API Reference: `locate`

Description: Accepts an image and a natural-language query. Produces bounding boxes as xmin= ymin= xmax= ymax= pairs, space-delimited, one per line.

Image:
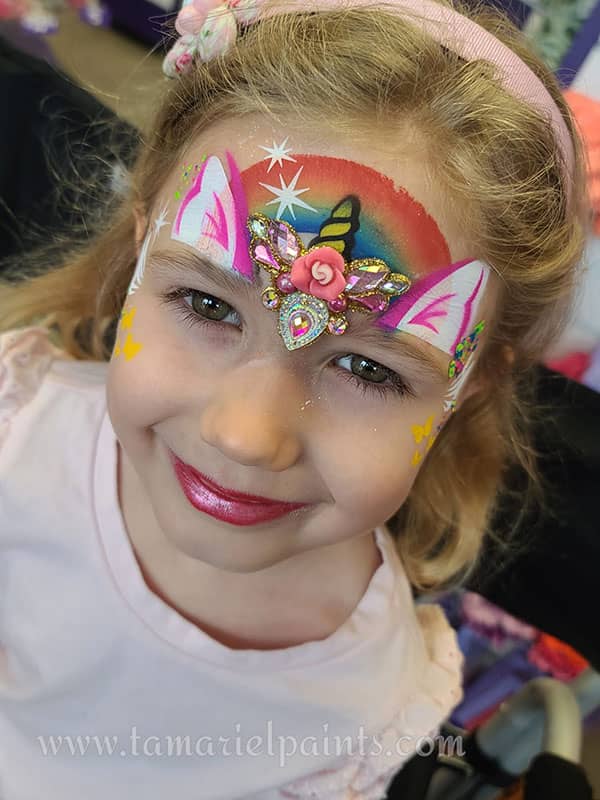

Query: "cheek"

xmin=105 ymin=297 xmax=192 ymax=434
xmin=319 ymin=400 xmax=447 ymax=521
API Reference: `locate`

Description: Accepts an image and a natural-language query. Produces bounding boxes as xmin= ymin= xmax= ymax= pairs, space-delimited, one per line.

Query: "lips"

xmin=169 ymin=451 xmax=306 ymax=526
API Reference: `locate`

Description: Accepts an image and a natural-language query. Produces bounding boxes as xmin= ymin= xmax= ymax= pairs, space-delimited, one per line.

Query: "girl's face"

xmin=106 ymin=116 xmax=496 ymax=572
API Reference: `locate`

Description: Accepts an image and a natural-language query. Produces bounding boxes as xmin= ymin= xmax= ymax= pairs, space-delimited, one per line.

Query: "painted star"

xmin=259 ymin=137 xmax=297 ymax=172
xmin=153 ymin=204 xmax=169 ymax=237
xmin=259 ymin=167 xmax=317 ymax=220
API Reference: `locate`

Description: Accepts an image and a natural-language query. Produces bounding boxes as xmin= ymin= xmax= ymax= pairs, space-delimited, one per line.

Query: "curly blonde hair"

xmin=0 ymin=0 xmax=591 ymax=589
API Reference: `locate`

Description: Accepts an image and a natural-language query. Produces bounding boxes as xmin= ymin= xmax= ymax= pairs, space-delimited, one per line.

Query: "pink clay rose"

xmin=290 ymin=247 xmax=347 ymax=302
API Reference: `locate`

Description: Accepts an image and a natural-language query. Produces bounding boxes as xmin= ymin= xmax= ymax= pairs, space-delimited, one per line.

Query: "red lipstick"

xmin=169 ymin=451 xmax=306 ymax=526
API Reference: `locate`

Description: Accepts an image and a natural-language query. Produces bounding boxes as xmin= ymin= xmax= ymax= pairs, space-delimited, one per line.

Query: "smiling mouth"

xmin=168 ymin=450 xmax=307 ymax=526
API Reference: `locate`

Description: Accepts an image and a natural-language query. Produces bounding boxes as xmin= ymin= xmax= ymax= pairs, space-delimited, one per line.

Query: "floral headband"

xmin=163 ymin=0 xmax=574 ymax=191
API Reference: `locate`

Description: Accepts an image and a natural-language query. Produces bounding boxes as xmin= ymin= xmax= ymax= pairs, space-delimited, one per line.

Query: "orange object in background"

xmin=528 ymin=632 xmax=590 ymax=681
xmin=499 ymin=781 xmax=524 ymax=799
xmin=564 ymin=89 xmax=600 ymax=234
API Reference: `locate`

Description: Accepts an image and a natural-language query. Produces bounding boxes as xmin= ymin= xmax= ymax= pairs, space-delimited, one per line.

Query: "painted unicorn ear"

xmin=171 ymin=152 xmax=253 ymax=279
xmin=377 ymin=259 xmax=490 ymax=355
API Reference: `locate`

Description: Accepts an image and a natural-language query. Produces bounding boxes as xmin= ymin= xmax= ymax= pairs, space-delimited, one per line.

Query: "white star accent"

xmin=127 ymin=204 xmax=169 ymax=296
xmin=259 ymin=167 xmax=317 ymax=220
xmin=259 ymin=137 xmax=297 ymax=172
xmin=153 ymin=204 xmax=169 ymax=237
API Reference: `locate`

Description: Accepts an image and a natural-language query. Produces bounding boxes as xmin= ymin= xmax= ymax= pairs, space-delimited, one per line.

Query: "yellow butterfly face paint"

xmin=410 ymin=414 xmax=437 ymax=466
xmin=112 ymin=306 xmax=143 ymax=362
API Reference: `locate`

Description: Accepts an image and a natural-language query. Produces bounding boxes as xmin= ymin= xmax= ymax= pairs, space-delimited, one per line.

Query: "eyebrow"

xmin=345 ymin=315 xmax=450 ymax=381
xmin=148 ymin=246 xmax=449 ymax=380
xmin=148 ymin=247 xmax=258 ymax=304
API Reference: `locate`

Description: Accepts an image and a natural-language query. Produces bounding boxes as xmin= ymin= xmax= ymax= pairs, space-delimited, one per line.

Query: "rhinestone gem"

xmin=328 ymin=296 xmax=348 ymax=313
xmin=291 ymin=312 xmax=311 ymax=338
xmin=261 ymin=287 xmax=280 ymax=310
xmin=327 ymin=317 xmax=348 ymax=336
xmin=381 ymin=275 xmax=411 ymax=295
xmin=251 ymin=242 xmax=281 ymax=270
xmin=354 ymin=294 xmax=388 ymax=313
xmin=345 ymin=262 xmax=389 ymax=295
xmin=269 ymin=221 xmax=301 ymax=264
xmin=249 ymin=216 xmax=269 ymax=238
xmin=276 ymin=274 xmax=295 ymax=294
xmin=278 ymin=293 xmax=329 ymax=351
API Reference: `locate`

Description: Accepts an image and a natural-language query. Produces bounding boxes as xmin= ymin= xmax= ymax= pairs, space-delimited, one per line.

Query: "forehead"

xmin=145 ymin=116 xmax=495 ymax=360
xmin=157 ymin=116 xmax=473 ymax=272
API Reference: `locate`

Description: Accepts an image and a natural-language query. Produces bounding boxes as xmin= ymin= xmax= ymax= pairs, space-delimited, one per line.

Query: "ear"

xmin=133 ymin=204 xmax=148 ymax=258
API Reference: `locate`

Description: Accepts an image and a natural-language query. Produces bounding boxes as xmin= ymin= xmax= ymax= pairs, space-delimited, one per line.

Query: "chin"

xmin=156 ymin=514 xmax=292 ymax=573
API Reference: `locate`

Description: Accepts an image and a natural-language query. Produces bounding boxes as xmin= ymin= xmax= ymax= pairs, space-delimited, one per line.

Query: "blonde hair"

xmin=0 ymin=0 xmax=590 ymax=589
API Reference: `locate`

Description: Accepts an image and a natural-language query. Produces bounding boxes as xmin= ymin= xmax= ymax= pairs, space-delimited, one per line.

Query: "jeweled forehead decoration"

xmin=247 ymin=213 xmax=411 ymax=351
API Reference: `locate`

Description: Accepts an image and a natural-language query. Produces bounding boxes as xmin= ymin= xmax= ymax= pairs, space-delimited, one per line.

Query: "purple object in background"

xmin=79 ymin=2 xmax=112 ymax=27
xmin=101 ymin=0 xmax=178 ymax=45
xmin=450 ymin=645 xmax=545 ymax=728
xmin=0 ymin=19 xmax=56 ymax=60
xmin=431 ymin=592 xmax=464 ymax=629
xmin=462 ymin=591 xmax=538 ymax=645
xmin=557 ymin=0 xmax=600 ymax=87
xmin=457 ymin=627 xmax=502 ymax=684
xmin=20 ymin=9 xmax=59 ymax=35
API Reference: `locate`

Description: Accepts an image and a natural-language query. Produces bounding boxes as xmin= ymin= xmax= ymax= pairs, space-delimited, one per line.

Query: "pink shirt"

xmin=0 ymin=327 xmax=463 ymax=800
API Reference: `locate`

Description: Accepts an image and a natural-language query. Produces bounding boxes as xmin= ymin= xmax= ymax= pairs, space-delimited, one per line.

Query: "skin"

xmin=106 ymin=116 xmax=497 ymax=649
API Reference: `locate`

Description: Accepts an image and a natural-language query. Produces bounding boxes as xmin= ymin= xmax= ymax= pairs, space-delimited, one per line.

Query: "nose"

xmin=199 ymin=360 xmax=304 ymax=472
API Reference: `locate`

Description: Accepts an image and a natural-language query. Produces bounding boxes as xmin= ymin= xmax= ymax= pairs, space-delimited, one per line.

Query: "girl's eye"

xmin=159 ymin=287 xmax=241 ymax=329
xmin=334 ymin=354 xmax=414 ymax=399
xmin=190 ymin=291 xmax=237 ymax=323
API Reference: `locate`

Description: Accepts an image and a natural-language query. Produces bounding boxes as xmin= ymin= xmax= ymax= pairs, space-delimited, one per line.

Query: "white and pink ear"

xmin=378 ymin=259 xmax=490 ymax=355
xmin=171 ymin=152 xmax=253 ymax=279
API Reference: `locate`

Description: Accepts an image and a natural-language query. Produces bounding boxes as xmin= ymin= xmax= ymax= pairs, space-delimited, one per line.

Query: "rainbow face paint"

xmin=167 ymin=144 xmax=492 ymax=359
xmin=241 ymin=153 xmax=451 ymax=276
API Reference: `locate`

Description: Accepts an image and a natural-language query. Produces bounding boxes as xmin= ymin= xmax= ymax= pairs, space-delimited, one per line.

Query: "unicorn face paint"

xmin=240 ymin=150 xmax=491 ymax=355
xmin=107 ymin=116 xmax=492 ymax=582
xmin=132 ymin=125 xmax=493 ymax=368
xmin=378 ymin=260 xmax=490 ymax=356
xmin=171 ymin=151 xmax=254 ymax=279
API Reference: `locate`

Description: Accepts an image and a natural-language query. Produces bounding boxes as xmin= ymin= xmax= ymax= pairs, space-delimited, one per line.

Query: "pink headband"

xmin=164 ymin=0 xmax=574 ymax=193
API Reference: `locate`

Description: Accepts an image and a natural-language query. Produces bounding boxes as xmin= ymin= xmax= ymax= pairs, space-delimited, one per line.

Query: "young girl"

xmin=0 ymin=0 xmax=590 ymax=797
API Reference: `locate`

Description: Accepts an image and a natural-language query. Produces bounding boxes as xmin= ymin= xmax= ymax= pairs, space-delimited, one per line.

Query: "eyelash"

xmin=158 ymin=287 xmax=415 ymax=400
